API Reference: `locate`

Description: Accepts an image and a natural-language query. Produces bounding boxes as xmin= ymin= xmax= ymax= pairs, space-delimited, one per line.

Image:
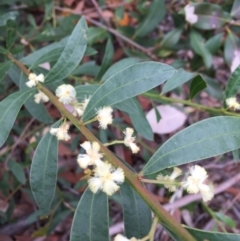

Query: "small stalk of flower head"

xmin=141 ymin=178 xmax=182 ymax=187
xmin=141 ymin=167 xmax=182 ymax=191
xmin=104 ymin=128 xmax=140 ymax=154
xmin=82 ymin=117 xmax=98 ymax=125
xmin=104 ymin=140 xmax=125 ymax=146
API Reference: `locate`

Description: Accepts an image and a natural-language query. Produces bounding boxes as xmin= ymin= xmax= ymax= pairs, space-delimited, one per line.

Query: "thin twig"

xmin=4 ymin=118 xmax=35 ymax=168
xmin=54 ymin=6 xmax=158 ymax=60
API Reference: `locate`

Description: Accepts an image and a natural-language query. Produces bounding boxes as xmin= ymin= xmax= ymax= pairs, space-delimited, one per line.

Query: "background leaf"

xmin=30 ymin=120 xmax=60 ymax=215
xmin=162 ymin=69 xmax=196 ymax=94
xmin=190 ymin=31 xmax=212 ymax=68
xmin=95 ymin=38 xmax=114 ymax=81
xmin=224 ymin=65 xmax=240 ymax=99
xmin=6 ymin=19 xmax=16 ymax=50
xmin=0 ymin=61 xmax=12 ymax=83
xmin=193 ymin=3 xmax=225 ymax=30
xmin=82 ymin=62 xmax=175 ymax=121
xmin=224 ymin=32 xmax=240 ymax=66
xmin=189 ymin=75 xmax=207 ymax=99
xmin=142 ymin=116 xmax=240 ymax=175
xmin=231 ymin=0 xmax=240 ymax=19
xmin=45 ymin=17 xmax=88 ymax=83
xmin=134 ymin=0 xmax=166 ymax=37
xmin=160 ymin=28 xmax=183 ymax=49
xmin=0 ymin=89 xmax=33 ymax=147
xmin=70 ymin=188 xmax=109 ymax=241
xmin=8 ymin=159 xmax=26 ymax=184
xmin=0 ymin=11 xmax=18 ymax=26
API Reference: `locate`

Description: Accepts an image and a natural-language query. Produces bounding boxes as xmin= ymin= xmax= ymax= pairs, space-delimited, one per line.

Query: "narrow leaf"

xmin=0 ymin=11 xmax=18 ymax=26
xmin=224 ymin=32 xmax=240 ymax=66
xmin=134 ymin=0 xmax=166 ymax=37
xmin=45 ymin=17 xmax=87 ymax=83
xmin=231 ymin=0 xmax=240 ymax=18
xmin=205 ymin=33 xmax=223 ymax=54
xmin=96 ymin=38 xmax=114 ymax=81
xmin=142 ymin=116 xmax=240 ymax=175
xmin=70 ymin=188 xmax=109 ymax=241
xmin=161 ymin=28 xmax=182 ymax=49
xmin=224 ymin=65 xmax=240 ymax=99
xmin=165 ymin=225 xmax=240 ymax=241
xmin=0 ymin=61 xmax=12 ymax=83
xmin=189 ymin=75 xmax=207 ymax=99
xmin=0 ymin=89 xmax=33 ymax=147
xmin=8 ymin=159 xmax=26 ymax=184
xmin=30 ymin=120 xmax=60 ymax=215
xmin=190 ymin=31 xmax=212 ymax=68
xmin=82 ymin=62 xmax=175 ymax=121
xmin=120 ymin=181 xmax=151 ymax=239
xmin=187 ymin=227 xmax=240 ymax=241
xmin=6 ymin=20 xmax=16 ymax=50
xmin=193 ymin=3 xmax=225 ymax=30
xmin=162 ymin=69 xmax=196 ymax=94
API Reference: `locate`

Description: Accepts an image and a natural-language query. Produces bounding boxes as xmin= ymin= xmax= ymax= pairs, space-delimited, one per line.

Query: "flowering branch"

xmin=7 ymin=54 xmax=197 ymax=241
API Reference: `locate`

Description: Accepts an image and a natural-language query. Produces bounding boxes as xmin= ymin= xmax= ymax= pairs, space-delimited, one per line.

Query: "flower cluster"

xmin=226 ymin=97 xmax=240 ymax=110
xmin=26 ymin=73 xmax=45 ymax=88
xmin=34 ymin=91 xmax=49 ymax=104
xmin=123 ymin=128 xmax=140 ymax=154
xmin=77 ymin=141 xmax=103 ymax=168
xmin=182 ymin=165 xmax=214 ymax=202
xmin=77 ymin=141 xmax=125 ymax=196
xmin=114 ymin=234 xmax=138 ymax=241
xmin=155 ymin=165 xmax=214 ymax=202
xmin=50 ymin=122 xmax=71 ymax=141
xmin=88 ymin=161 xmax=125 ymax=196
xmin=184 ymin=4 xmax=198 ymax=24
xmin=96 ymin=106 xmax=113 ymax=129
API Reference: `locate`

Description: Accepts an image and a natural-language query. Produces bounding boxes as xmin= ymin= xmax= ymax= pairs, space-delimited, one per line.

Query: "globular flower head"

xmin=123 ymin=128 xmax=140 ymax=154
xmin=77 ymin=141 xmax=103 ymax=169
xmin=156 ymin=167 xmax=182 ymax=192
xmin=182 ymin=165 xmax=214 ymax=202
xmin=26 ymin=73 xmax=44 ymax=88
xmin=50 ymin=122 xmax=71 ymax=141
xmin=114 ymin=234 xmax=137 ymax=241
xmin=96 ymin=106 xmax=113 ymax=129
xmin=55 ymin=84 xmax=76 ymax=104
xmin=184 ymin=4 xmax=198 ymax=24
xmin=88 ymin=161 xmax=125 ymax=196
xmin=226 ymin=97 xmax=240 ymax=110
xmin=34 ymin=91 xmax=49 ymax=104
